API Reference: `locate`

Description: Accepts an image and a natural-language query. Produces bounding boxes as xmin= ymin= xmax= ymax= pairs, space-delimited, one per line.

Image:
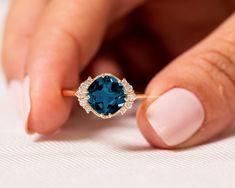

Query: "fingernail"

xmin=9 ymin=80 xmax=23 ymax=115
xmin=22 ymin=75 xmax=34 ymax=134
xmin=146 ymin=88 xmax=205 ymax=146
xmin=8 ymin=76 xmax=33 ymax=134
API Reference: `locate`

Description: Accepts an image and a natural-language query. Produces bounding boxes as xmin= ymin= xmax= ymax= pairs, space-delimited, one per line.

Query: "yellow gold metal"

xmin=62 ymin=89 xmax=76 ymax=97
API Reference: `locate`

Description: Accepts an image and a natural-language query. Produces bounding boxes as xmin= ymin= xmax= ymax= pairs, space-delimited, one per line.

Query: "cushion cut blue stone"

xmin=88 ymin=75 xmax=126 ymax=115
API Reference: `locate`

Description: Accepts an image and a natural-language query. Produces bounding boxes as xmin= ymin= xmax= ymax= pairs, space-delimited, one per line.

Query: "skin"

xmin=2 ymin=0 xmax=235 ymax=149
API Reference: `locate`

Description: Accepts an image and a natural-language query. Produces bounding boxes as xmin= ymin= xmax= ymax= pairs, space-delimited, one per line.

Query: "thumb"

xmin=137 ymin=14 xmax=235 ymax=149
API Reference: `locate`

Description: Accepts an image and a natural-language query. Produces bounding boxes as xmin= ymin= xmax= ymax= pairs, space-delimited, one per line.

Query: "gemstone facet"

xmin=75 ymin=73 xmax=136 ymax=119
xmin=87 ymin=75 xmax=126 ymax=115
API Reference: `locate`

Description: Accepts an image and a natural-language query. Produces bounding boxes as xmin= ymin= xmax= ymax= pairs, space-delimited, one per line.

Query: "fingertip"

xmin=28 ymin=82 xmax=74 ymax=134
xmin=137 ymin=86 xmax=208 ymax=149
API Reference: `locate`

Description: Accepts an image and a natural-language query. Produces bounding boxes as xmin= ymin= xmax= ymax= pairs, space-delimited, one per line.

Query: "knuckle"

xmin=193 ymin=45 xmax=235 ymax=113
xmin=195 ymin=46 xmax=235 ymax=88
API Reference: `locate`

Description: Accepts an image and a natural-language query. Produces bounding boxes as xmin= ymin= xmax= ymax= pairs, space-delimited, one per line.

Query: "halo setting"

xmin=75 ymin=73 xmax=136 ymax=119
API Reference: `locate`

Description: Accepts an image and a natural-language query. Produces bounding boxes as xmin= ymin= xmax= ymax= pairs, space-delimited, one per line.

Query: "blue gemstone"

xmin=88 ymin=75 xmax=126 ymax=115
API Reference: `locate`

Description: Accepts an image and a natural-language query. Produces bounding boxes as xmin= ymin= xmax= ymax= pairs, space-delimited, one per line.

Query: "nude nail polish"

xmin=9 ymin=76 xmax=33 ymax=134
xmin=9 ymin=80 xmax=23 ymax=116
xmin=146 ymin=88 xmax=205 ymax=146
xmin=22 ymin=76 xmax=33 ymax=134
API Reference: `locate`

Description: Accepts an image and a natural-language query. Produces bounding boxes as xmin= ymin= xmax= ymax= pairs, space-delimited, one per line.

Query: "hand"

xmin=2 ymin=0 xmax=235 ymax=149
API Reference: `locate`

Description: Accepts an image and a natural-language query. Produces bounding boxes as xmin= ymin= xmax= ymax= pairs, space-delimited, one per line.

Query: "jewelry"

xmin=62 ymin=73 xmax=157 ymax=119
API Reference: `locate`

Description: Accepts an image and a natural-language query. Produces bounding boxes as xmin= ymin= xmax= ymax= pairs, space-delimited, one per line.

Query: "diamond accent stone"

xmin=126 ymin=93 xmax=136 ymax=101
xmin=125 ymin=101 xmax=133 ymax=109
xmin=120 ymin=107 xmax=128 ymax=115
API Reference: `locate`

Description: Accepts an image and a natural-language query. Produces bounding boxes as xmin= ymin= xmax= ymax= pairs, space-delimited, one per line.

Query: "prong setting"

xmin=75 ymin=74 xmax=137 ymax=119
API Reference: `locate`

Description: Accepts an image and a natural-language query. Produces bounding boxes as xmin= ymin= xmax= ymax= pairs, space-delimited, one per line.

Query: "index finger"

xmin=26 ymin=0 xmax=145 ymax=133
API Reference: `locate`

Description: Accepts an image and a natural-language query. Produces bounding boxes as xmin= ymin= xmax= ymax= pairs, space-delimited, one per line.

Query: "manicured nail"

xmin=8 ymin=76 xmax=33 ymax=134
xmin=22 ymin=75 xmax=33 ymax=134
xmin=9 ymin=80 xmax=23 ymax=116
xmin=146 ymin=88 xmax=205 ymax=146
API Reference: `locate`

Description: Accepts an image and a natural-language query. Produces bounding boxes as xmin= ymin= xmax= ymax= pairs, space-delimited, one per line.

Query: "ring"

xmin=62 ymin=73 xmax=157 ymax=119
